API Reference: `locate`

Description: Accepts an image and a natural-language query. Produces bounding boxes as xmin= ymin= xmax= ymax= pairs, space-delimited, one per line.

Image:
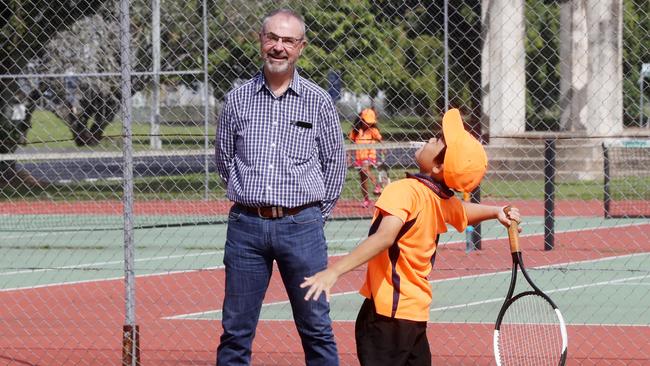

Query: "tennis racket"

xmin=494 ymin=206 xmax=568 ymax=366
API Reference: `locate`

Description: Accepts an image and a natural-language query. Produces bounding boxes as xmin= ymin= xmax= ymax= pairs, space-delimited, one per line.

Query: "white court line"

xmin=167 ymin=252 xmax=650 ymax=321
xmin=164 ymin=299 xmax=295 ymax=320
xmin=0 ymin=216 xmax=594 ymax=243
xmin=0 ymin=252 xmax=225 ymax=292
xmin=0 ymin=251 xmax=222 ymax=277
xmin=2 ymin=232 xmax=60 ymax=240
xmin=328 ymin=218 xmax=648 ymax=247
xmin=0 ymin=263 xmax=225 ymax=292
xmin=1 ymin=220 xmax=648 ymax=292
xmin=429 ymin=272 xmax=650 ymax=313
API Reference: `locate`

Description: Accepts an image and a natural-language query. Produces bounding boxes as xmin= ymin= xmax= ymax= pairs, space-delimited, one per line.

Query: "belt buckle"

xmin=257 ymin=206 xmax=284 ymax=218
xmin=256 ymin=207 xmax=265 ymax=218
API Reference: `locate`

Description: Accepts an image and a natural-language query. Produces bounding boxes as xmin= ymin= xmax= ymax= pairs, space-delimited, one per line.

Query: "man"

xmin=214 ymin=8 xmax=346 ymax=366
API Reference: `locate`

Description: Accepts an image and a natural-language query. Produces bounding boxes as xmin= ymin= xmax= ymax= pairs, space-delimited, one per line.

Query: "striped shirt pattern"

xmin=215 ymin=70 xmax=346 ymax=218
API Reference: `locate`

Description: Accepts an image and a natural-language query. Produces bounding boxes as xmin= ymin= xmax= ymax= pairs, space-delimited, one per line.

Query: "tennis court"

xmin=2 ymin=199 xmax=649 ymax=365
xmin=2 ymin=1 xmax=649 ymax=365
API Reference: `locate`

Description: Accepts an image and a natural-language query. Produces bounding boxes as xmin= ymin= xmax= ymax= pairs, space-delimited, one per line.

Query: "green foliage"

xmin=622 ymin=0 xmax=650 ymax=126
xmin=1 ymin=0 xmax=107 ymax=157
xmin=204 ymin=0 xmax=447 ymax=115
xmin=3 ymin=0 xmax=650 ymax=150
xmin=176 ymin=0 xmax=649 ymax=128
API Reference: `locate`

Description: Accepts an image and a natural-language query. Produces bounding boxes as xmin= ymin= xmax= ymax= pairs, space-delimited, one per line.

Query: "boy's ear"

xmin=431 ymin=162 xmax=443 ymax=175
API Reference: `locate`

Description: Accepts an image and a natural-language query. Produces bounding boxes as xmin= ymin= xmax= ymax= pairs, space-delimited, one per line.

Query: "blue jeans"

xmin=216 ymin=205 xmax=339 ymax=366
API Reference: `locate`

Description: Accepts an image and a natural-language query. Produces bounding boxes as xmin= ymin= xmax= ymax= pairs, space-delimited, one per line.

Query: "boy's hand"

xmin=301 ymin=269 xmax=339 ymax=302
xmin=300 ymin=215 xmax=404 ymax=303
xmin=498 ymin=206 xmax=522 ymax=232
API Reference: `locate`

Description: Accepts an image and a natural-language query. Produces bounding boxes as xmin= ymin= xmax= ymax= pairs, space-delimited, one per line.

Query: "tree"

xmin=372 ymin=0 xmax=482 ymax=125
xmin=622 ymin=0 xmax=650 ymax=126
xmin=1 ymin=0 xmax=109 ymax=188
xmin=205 ymin=0 xmax=444 ymax=118
xmin=31 ymin=11 xmax=123 ymax=147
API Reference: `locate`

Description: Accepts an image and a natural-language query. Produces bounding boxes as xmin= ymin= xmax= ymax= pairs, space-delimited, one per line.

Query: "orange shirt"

xmin=349 ymin=127 xmax=382 ymax=161
xmin=359 ymin=177 xmax=467 ymax=321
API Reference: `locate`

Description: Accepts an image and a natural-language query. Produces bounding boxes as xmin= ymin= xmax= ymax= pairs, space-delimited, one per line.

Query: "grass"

xmin=481 ymin=178 xmax=607 ymax=200
xmin=9 ymin=110 xmax=647 ymax=204
xmin=4 ymin=167 xmax=637 ymax=203
xmin=27 ymin=110 xmax=211 ymax=150
xmin=340 ymin=115 xmax=433 ymax=141
xmin=28 ymin=110 xmax=430 ymax=151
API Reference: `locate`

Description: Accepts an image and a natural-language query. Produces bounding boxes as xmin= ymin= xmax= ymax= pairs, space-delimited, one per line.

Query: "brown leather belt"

xmin=234 ymin=203 xmax=317 ymax=219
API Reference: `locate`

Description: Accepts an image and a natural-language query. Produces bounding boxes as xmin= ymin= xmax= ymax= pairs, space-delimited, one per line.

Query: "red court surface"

xmin=1 ymin=199 xmax=649 ymax=365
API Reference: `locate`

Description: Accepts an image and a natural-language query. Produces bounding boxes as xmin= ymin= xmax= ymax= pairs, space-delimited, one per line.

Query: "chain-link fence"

xmin=1 ymin=0 xmax=649 ymax=365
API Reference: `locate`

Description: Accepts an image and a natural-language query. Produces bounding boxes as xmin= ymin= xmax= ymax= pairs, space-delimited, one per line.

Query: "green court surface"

xmin=1 ymin=215 xmax=648 ymax=291
xmin=172 ymin=252 xmax=650 ymax=326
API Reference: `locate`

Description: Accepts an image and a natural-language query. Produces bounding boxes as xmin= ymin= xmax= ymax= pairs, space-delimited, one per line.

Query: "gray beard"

xmin=265 ymin=59 xmax=290 ymax=74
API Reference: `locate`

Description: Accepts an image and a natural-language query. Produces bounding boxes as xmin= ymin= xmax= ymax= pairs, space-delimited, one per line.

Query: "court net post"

xmin=544 ymin=138 xmax=556 ymax=251
xmin=470 ymin=186 xmax=482 ymax=250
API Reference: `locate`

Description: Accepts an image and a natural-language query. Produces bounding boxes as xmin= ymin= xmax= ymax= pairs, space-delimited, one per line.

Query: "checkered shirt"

xmin=215 ymin=70 xmax=346 ymax=218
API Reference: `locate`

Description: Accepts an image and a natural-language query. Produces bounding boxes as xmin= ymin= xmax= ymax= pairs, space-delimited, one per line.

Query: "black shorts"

xmin=355 ymin=298 xmax=431 ymax=366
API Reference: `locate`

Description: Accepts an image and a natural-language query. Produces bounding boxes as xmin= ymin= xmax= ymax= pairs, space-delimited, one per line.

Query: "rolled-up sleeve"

xmin=318 ymin=98 xmax=346 ymax=218
xmin=215 ymin=96 xmax=234 ymax=184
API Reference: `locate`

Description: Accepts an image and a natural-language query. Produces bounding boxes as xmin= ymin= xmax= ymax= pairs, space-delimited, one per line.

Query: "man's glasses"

xmin=261 ymin=32 xmax=304 ymax=49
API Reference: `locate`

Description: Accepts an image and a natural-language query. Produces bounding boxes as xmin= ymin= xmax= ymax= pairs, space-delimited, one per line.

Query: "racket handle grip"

xmin=504 ymin=206 xmax=520 ymax=253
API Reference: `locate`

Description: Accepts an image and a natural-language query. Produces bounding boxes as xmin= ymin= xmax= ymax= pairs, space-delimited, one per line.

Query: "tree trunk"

xmin=0 ymin=0 xmax=107 ymax=185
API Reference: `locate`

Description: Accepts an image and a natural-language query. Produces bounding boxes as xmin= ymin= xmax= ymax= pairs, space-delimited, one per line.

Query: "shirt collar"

xmin=254 ymin=68 xmax=302 ymax=97
xmin=405 ymin=172 xmax=454 ymax=199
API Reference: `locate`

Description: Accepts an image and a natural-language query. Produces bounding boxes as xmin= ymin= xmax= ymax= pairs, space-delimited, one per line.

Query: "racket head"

xmin=494 ymin=291 xmax=568 ymax=366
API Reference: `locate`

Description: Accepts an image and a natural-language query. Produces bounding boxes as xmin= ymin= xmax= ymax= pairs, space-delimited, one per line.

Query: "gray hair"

xmin=261 ymin=8 xmax=306 ymax=38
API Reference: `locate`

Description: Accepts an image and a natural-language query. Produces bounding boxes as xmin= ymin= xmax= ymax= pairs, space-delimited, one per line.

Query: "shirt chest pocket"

xmin=282 ymin=121 xmax=317 ymax=162
xmin=233 ymin=116 xmax=272 ymax=165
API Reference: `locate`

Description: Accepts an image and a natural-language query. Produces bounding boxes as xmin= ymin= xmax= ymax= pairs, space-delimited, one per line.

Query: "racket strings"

xmin=498 ymin=294 xmax=564 ymax=365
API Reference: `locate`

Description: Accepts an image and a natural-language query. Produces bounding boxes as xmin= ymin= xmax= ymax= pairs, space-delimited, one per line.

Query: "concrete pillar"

xmin=481 ymin=0 xmax=527 ymax=137
xmin=559 ymin=0 xmax=588 ymax=132
xmin=586 ymin=0 xmax=623 ymax=136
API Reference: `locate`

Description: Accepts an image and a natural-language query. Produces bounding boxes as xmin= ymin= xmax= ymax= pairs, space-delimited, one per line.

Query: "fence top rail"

xmin=1 ymin=142 xmax=429 ymax=162
xmin=0 ymin=70 xmax=203 ymax=79
xmin=0 ymin=149 xmax=213 ymax=162
xmin=603 ymin=139 xmax=650 ymax=149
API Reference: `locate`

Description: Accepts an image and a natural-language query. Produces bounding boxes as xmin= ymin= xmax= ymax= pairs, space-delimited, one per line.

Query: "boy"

xmin=300 ymin=108 xmax=521 ymax=366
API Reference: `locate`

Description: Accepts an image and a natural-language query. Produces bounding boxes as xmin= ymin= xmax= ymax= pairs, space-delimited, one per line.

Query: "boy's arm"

xmin=300 ymin=214 xmax=404 ymax=302
xmin=462 ymin=202 xmax=521 ymax=228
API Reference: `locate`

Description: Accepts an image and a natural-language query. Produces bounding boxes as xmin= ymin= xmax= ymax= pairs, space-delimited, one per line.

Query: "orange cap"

xmin=360 ymin=108 xmax=377 ymax=124
xmin=442 ymin=108 xmax=487 ymax=192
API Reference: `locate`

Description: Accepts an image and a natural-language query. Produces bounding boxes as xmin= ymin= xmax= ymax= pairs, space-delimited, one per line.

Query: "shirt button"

xmin=271 ymin=143 xmax=276 ymax=148
xmin=266 ymin=185 xmax=272 ymax=190
xmin=268 ymin=164 xmax=273 ymax=170
xmin=272 ymin=122 xmax=278 ymax=126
